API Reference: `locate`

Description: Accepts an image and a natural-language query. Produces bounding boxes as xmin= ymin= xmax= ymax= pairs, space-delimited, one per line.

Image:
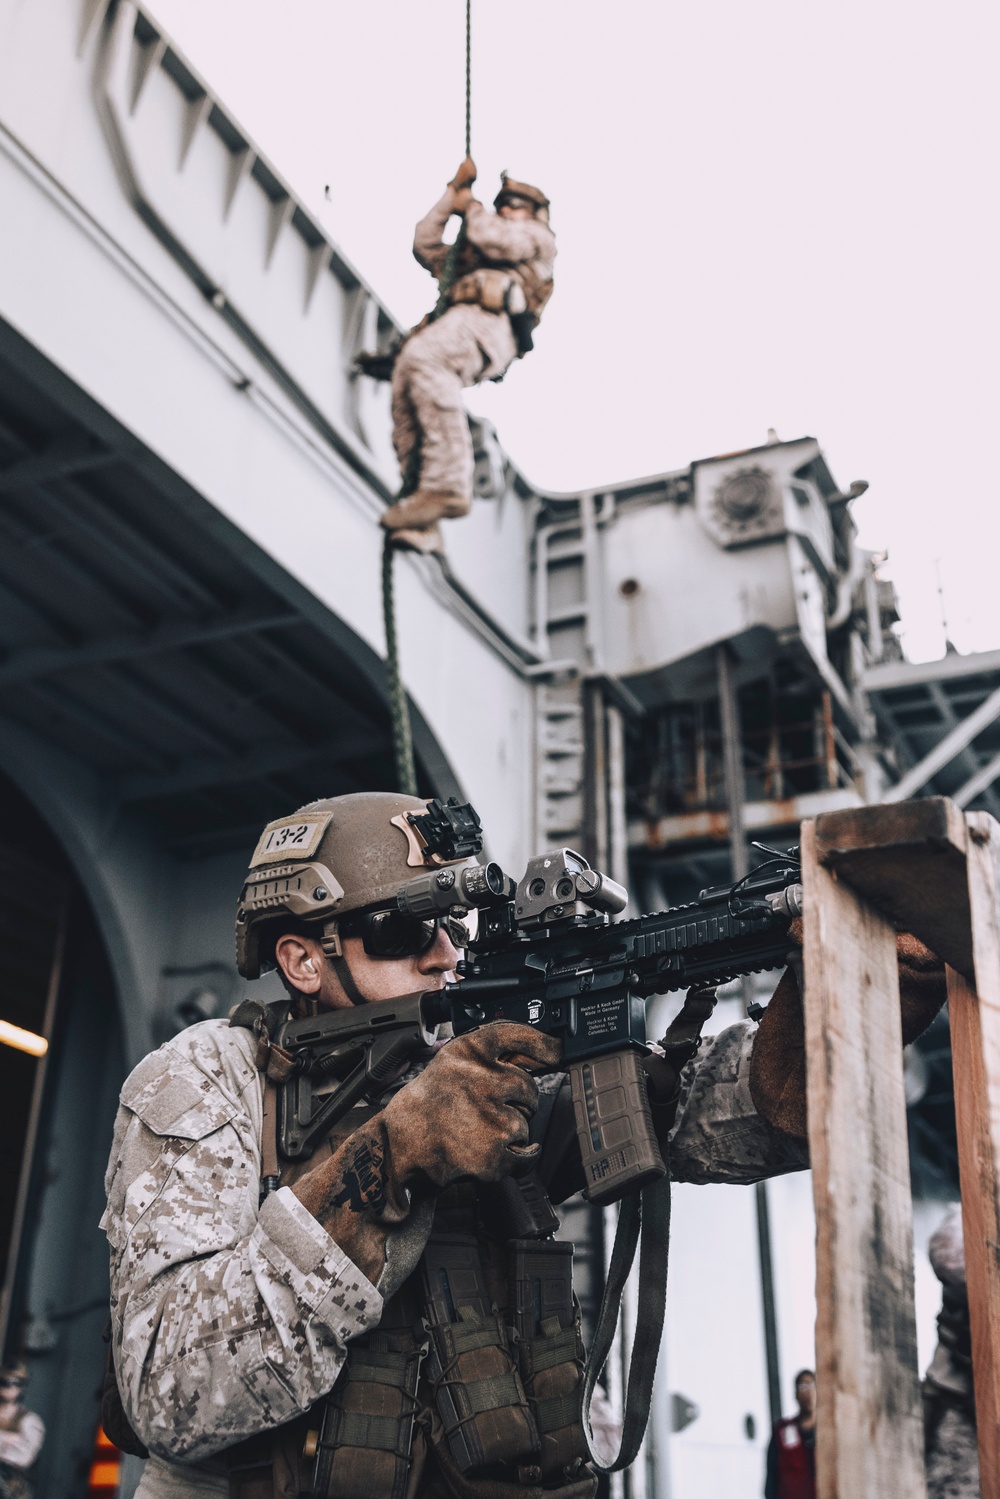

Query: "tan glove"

xmin=449 ymin=155 xmax=478 ymax=190
xmin=291 ymin=1022 xmax=561 ymax=1286
xmin=749 ymin=923 xmax=947 ymax=1140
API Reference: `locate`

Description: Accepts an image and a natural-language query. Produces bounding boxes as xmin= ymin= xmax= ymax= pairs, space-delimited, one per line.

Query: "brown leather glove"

xmin=749 ymin=924 xmax=947 ymax=1140
xmin=385 ymin=1020 xmax=562 ymax=1187
xmin=449 ymin=154 xmax=478 ymax=190
xmin=291 ymin=1022 xmax=561 ymax=1287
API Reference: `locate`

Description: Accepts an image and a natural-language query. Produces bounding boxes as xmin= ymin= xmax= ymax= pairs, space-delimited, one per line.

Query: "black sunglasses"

xmin=339 ymin=908 xmax=470 ymax=960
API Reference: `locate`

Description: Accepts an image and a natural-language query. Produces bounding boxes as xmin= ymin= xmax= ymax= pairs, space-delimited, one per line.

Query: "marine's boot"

xmin=389 ymin=523 xmax=444 ymax=555
xmin=381 ymin=489 xmax=471 ymax=531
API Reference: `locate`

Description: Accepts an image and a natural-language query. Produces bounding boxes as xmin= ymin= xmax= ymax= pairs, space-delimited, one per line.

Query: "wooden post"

xmin=948 ymin=811 xmax=1000 ymax=1499
xmin=801 ymin=820 xmax=927 ymax=1498
xmin=806 ymin=797 xmax=1000 ymax=1499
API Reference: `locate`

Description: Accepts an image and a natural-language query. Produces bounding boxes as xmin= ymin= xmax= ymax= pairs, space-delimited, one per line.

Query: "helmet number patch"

xmin=251 ymin=812 xmax=333 ymax=866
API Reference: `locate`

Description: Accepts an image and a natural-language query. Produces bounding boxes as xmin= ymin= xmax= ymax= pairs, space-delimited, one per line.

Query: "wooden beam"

xmin=813 ymin=797 xmax=973 ymax=975
xmin=949 ymin=811 xmax=1000 ymax=1499
xmin=801 ymin=820 xmax=927 ymax=1499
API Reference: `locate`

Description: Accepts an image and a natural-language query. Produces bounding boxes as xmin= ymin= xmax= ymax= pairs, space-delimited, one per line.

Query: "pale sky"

xmin=153 ymin=0 xmax=1000 ymax=663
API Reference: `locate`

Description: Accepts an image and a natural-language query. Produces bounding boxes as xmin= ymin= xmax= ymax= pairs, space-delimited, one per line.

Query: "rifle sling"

xmin=581 ymin=1170 xmax=671 ymax=1474
xmin=581 ymin=985 xmax=715 ymax=1472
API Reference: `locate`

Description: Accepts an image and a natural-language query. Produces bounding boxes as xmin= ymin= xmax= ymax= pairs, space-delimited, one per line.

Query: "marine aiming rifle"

xmin=274 ymin=841 xmax=803 ymax=1207
xmin=263 ymin=824 xmax=802 ymax=1472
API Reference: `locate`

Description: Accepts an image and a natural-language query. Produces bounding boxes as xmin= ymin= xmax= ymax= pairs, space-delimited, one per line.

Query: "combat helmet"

xmin=235 ymin=792 xmax=484 ymax=979
xmin=494 ymin=172 xmax=550 ymax=219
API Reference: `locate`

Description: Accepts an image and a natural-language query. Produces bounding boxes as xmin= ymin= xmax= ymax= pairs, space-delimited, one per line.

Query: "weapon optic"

xmin=276 ymin=845 xmax=802 ymax=1205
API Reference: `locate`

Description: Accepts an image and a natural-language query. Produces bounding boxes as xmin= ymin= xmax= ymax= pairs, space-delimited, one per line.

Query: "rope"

xmin=465 ymin=0 xmax=472 ymax=157
xmin=379 ymin=0 xmax=471 ymax=798
xmin=382 ymin=535 xmax=418 ymax=796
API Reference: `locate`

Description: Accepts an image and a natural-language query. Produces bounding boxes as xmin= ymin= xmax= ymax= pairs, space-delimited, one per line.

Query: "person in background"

xmin=765 ymin=1369 xmax=816 ymax=1499
xmin=0 ymin=1364 xmax=44 ymax=1499
xmin=924 ymin=1205 xmax=979 ymax=1499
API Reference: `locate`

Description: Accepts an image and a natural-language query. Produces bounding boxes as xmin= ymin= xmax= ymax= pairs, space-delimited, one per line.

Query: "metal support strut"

xmin=716 ymin=642 xmax=783 ymax=1428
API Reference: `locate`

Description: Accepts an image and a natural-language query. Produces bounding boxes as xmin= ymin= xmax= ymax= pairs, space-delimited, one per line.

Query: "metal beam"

xmin=953 ymin=750 xmax=1000 ymax=810
xmin=24 ymin=680 xmax=166 ymax=770
xmin=0 ymin=436 xmax=115 ymax=493
xmin=249 ymin=630 xmax=388 ymax=728
xmin=628 ymin=786 xmax=863 ymax=851
xmin=164 ymin=626 xmax=385 ymax=751
xmin=103 ymin=666 xmax=240 ymax=756
xmin=922 ymin=683 xmax=989 ymax=798
xmin=0 ymin=413 xmax=224 ymax=613
xmin=863 ymin=647 xmax=1000 ymax=694
xmin=165 ymin=774 xmax=369 ymax=856
xmin=120 ymin=731 xmax=385 ymax=802
xmin=166 ymin=820 xmax=274 ymax=857
xmin=926 ymin=682 xmax=1000 ymax=823
xmin=22 ymin=476 xmax=224 ymax=613
xmin=885 ymin=683 xmax=1000 ymax=803
xmin=0 ymin=609 xmax=297 ymax=688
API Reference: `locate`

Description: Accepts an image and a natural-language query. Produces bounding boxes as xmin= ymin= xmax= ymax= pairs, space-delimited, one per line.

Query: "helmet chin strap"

xmin=329 ymin=952 xmax=370 ymax=1007
xmin=319 ymin=919 xmax=371 ymax=1007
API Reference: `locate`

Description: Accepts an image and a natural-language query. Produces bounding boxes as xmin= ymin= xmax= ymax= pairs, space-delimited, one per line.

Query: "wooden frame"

xmin=802 ymin=798 xmax=1000 ymax=1499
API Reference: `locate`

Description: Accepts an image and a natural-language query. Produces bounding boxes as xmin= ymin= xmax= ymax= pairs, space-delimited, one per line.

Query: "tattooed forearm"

xmin=327 ymin=1136 xmax=386 ymax=1215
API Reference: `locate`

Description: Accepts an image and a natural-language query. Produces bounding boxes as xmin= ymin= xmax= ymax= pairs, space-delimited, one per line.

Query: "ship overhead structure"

xmin=523 ymin=434 xmax=901 ymax=904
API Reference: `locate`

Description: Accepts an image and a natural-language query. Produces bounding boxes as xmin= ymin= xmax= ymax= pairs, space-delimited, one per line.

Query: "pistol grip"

xmin=570 ymin=1051 xmax=666 ymax=1207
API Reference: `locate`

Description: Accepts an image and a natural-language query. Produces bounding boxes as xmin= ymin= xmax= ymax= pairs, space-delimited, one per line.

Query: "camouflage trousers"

xmin=391 ymin=304 xmax=516 ymax=500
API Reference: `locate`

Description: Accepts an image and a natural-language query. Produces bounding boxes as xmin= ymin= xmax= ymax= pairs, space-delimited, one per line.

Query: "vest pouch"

xmin=421 ymin=1234 xmax=539 ymax=1475
xmin=426 ymin=1435 xmax=598 ymax=1499
xmin=448 ymin=269 xmax=513 ymax=316
xmin=310 ymin=1326 xmax=427 ymax=1499
xmin=509 ymin=1239 xmax=589 ymax=1480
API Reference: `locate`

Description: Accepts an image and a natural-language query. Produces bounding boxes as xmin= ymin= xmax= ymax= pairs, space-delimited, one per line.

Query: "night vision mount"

xmin=407 ymin=797 xmax=484 ymax=863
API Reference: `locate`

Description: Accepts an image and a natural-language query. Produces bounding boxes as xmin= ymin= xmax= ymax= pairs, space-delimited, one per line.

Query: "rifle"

xmin=275 ymin=844 xmax=802 ymax=1205
xmin=271 ymin=841 xmax=802 ymax=1473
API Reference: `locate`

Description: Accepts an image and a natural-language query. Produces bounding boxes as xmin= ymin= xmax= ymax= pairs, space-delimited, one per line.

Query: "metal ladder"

xmin=530 ymin=492 xmax=630 ymax=881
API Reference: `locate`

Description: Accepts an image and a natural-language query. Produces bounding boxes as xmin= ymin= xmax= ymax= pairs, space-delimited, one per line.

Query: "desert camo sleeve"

xmin=101 ymin=1020 xmax=382 ymax=1464
xmin=535 ymin=1019 xmax=808 ymax=1203
xmin=668 ymin=1019 xmax=810 ymax=1184
xmin=412 ymin=188 xmax=457 ymax=278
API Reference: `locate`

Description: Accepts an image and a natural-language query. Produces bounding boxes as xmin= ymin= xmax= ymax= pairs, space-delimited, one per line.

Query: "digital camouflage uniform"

xmin=389 ymin=188 xmax=556 ymax=507
xmin=103 ymin=1014 xmax=806 ymax=1497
